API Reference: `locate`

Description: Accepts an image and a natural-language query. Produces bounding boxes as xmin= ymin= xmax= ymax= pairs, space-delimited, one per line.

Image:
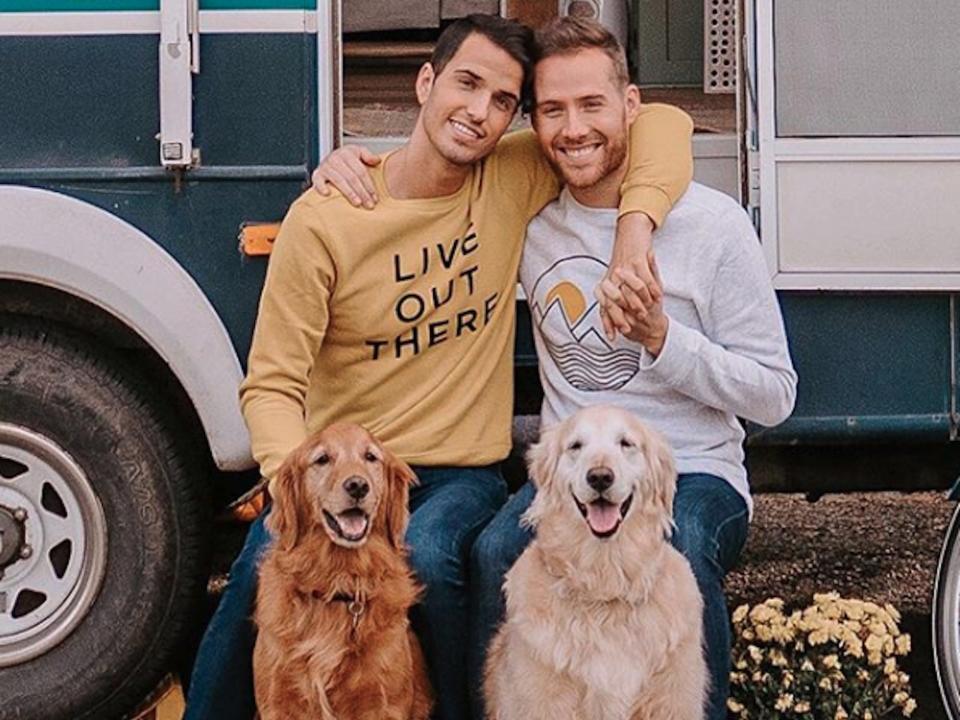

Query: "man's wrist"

xmin=643 ymin=316 xmax=669 ymax=357
xmin=614 ymin=212 xmax=655 ymax=246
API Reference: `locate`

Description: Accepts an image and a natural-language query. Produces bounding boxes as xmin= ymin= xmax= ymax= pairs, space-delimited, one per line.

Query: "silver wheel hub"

xmin=0 ymin=423 xmax=107 ymax=667
xmin=0 ymin=504 xmax=30 ymax=569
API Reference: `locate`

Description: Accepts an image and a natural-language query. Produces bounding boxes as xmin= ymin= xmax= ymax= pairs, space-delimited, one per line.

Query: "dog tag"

xmin=348 ymin=599 xmax=364 ymax=624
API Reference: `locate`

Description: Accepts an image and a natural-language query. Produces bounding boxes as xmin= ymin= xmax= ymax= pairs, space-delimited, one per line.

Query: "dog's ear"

xmin=382 ymin=447 xmax=416 ymax=551
xmin=526 ymin=422 xmax=561 ymax=492
xmin=641 ymin=426 xmax=677 ymax=538
xmin=523 ymin=421 xmax=564 ymax=528
xmin=267 ymin=448 xmax=308 ymax=552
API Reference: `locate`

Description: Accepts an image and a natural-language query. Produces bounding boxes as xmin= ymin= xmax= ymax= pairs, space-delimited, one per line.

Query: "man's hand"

xmin=596 ymin=212 xmax=660 ymax=340
xmin=598 ymin=255 xmax=669 ymax=356
xmin=311 ymin=145 xmax=381 ymax=208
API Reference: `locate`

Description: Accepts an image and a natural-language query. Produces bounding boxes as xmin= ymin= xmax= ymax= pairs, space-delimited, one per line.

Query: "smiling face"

xmin=532 ymin=48 xmax=640 ymax=199
xmin=415 ymin=32 xmax=524 ymax=167
xmin=299 ymin=424 xmax=389 ymax=547
xmin=527 ymin=405 xmax=676 ymax=541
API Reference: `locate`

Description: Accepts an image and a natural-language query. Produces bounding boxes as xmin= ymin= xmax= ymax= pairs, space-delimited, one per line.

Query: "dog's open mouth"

xmin=573 ymin=492 xmax=634 ymax=538
xmin=322 ymin=508 xmax=370 ymax=543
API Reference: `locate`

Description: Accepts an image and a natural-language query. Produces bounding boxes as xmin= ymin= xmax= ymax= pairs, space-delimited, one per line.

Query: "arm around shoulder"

xmin=619 ymin=103 xmax=694 ymax=226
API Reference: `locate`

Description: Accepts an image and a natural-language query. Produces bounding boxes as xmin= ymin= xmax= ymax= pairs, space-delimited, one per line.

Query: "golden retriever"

xmin=484 ymin=405 xmax=707 ymax=720
xmin=253 ymin=423 xmax=433 ymax=720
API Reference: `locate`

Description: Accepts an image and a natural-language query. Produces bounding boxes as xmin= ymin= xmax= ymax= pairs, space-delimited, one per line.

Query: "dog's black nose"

xmin=344 ymin=477 xmax=369 ymax=500
xmin=586 ymin=467 xmax=614 ymax=493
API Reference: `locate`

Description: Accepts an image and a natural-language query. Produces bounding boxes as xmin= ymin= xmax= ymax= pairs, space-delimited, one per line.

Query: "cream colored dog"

xmin=484 ymin=405 xmax=707 ymax=720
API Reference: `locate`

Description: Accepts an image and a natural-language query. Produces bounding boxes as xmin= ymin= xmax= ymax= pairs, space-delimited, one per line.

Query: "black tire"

xmin=934 ymin=501 xmax=960 ymax=720
xmin=0 ymin=319 xmax=210 ymax=720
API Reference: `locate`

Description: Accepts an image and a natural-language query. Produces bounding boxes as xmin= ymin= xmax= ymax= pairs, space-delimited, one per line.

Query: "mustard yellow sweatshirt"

xmin=240 ymin=104 xmax=693 ymax=480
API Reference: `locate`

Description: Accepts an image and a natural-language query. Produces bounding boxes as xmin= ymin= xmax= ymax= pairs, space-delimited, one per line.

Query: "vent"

xmin=705 ymin=0 xmax=736 ymax=94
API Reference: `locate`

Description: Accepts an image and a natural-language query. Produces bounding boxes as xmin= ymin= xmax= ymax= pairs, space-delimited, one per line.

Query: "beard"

xmin=549 ymin=131 xmax=629 ymax=190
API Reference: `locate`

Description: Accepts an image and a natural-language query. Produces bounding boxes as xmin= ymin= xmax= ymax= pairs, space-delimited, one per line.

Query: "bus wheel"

xmin=934 ymin=501 xmax=960 ymax=720
xmin=0 ymin=319 xmax=209 ymax=720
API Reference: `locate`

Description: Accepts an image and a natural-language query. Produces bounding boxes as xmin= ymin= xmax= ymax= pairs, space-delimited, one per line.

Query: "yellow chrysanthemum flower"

xmin=774 ymin=693 xmax=794 ymax=711
xmin=732 ymin=605 xmax=749 ymax=624
xmin=895 ymin=634 xmax=911 ymax=655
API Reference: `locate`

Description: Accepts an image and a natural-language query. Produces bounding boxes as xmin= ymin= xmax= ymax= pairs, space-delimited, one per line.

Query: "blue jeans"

xmin=469 ymin=473 xmax=749 ymax=720
xmin=185 ymin=464 xmax=507 ymax=720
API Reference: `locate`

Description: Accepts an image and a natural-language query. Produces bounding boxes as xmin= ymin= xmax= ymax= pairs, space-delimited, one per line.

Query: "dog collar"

xmin=312 ymin=589 xmax=367 ymax=638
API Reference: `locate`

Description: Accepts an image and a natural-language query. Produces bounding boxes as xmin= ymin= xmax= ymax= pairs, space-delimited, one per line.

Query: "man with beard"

xmin=185 ymin=14 xmax=693 ymax=720
xmin=469 ymin=17 xmax=798 ymax=720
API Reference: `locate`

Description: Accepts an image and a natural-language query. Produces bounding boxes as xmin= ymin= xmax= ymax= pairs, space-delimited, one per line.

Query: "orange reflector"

xmin=239 ymin=222 xmax=281 ymax=256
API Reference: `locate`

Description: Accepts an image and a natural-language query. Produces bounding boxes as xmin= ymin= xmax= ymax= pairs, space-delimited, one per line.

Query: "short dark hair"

xmin=534 ymin=16 xmax=630 ymax=89
xmin=430 ymin=14 xmax=535 ymax=111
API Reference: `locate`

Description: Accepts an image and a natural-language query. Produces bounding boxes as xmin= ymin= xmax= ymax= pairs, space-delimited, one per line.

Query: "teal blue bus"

xmin=0 ymin=1 xmax=336 ymax=716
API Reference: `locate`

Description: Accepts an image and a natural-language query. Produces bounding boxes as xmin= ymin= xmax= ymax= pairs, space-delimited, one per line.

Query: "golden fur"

xmin=253 ymin=423 xmax=432 ymax=720
xmin=485 ymin=406 xmax=707 ymax=720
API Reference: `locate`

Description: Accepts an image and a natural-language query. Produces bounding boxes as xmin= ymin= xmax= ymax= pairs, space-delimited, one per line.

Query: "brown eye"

xmin=315 ymin=453 xmax=330 ymax=466
xmin=364 ymin=450 xmax=379 ymax=463
xmin=568 ymin=440 xmax=583 ymax=452
xmin=619 ymin=438 xmax=635 ymax=450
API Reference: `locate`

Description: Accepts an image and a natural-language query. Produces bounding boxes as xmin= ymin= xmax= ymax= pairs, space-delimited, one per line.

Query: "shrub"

xmin=728 ymin=594 xmax=916 ymax=719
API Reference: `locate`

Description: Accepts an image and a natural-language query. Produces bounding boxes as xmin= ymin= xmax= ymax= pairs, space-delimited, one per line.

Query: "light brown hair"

xmin=534 ymin=16 xmax=630 ymax=89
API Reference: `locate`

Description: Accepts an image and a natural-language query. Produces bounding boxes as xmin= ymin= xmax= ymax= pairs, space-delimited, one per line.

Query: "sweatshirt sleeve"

xmin=491 ymin=103 xmax=693 ymax=226
xmin=638 ymin=207 xmax=798 ymax=426
xmin=618 ymin=103 xmax=694 ymax=227
xmin=238 ymin=198 xmax=336 ymax=481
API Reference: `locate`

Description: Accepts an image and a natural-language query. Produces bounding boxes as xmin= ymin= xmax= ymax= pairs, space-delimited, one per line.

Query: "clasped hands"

xmin=595 ymin=229 xmax=669 ymax=358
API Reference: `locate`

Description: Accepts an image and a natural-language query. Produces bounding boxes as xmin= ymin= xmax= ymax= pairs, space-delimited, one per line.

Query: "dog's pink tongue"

xmin=586 ymin=501 xmax=620 ymax=534
xmin=338 ymin=513 xmax=368 ymax=538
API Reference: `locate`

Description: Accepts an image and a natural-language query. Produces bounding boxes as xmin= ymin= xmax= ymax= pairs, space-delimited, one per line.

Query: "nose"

xmin=343 ymin=476 xmax=369 ymax=501
xmin=465 ymin=91 xmax=491 ymax=123
xmin=586 ymin=467 xmax=614 ymax=493
xmin=563 ymin=109 xmax=588 ymax=140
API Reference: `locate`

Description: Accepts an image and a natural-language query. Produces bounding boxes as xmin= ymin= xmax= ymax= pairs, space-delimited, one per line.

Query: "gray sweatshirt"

xmin=519 ymin=183 xmax=798 ymax=511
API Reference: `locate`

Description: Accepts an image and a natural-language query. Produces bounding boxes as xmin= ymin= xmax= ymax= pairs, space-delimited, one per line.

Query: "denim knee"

xmin=407 ymin=530 xmax=462 ymax=596
xmin=470 ymin=528 xmax=513 ymax=591
xmin=472 ymin=485 xmax=534 ymax=586
xmin=226 ymin=513 xmax=272 ymax=591
xmin=671 ymin=513 xmax=722 ymax=581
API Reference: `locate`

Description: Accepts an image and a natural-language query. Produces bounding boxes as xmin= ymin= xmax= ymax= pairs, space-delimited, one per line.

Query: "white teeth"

xmin=563 ymin=145 xmax=598 ymax=158
xmin=451 ymin=120 xmax=480 ymax=139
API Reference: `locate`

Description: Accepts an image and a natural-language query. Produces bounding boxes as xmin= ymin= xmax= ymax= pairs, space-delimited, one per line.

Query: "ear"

xmin=382 ymin=448 xmax=416 ymax=551
xmin=523 ymin=421 xmax=564 ymax=528
xmin=641 ymin=426 xmax=677 ymax=538
xmin=526 ymin=422 xmax=561 ymax=493
xmin=624 ymin=83 xmax=641 ymax=124
xmin=267 ymin=452 xmax=308 ymax=552
xmin=415 ymin=62 xmax=436 ymax=106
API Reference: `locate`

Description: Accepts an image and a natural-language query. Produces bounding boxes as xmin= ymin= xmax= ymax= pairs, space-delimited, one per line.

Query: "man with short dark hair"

xmin=184 ymin=14 xmax=693 ymax=720
xmin=470 ymin=16 xmax=797 ymax=720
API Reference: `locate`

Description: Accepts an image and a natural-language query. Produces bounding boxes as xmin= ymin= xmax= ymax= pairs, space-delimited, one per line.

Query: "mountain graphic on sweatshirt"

xmin=529 ymin=255 xmax=640 ymax=392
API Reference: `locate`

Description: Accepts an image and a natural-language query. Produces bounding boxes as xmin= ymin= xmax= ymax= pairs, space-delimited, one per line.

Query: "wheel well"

xmin=0 ymin=280 xmax=214 ymax=472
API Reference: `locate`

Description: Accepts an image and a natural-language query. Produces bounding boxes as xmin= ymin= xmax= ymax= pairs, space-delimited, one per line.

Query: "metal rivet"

xmin=13 ymin=508 xmax=27 ymax=522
